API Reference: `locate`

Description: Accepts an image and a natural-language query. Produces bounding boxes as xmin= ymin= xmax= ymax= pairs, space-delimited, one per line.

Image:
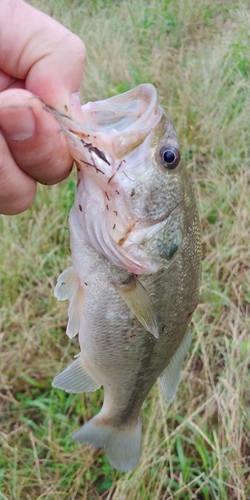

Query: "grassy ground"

xmin=1 ymin=0 xmax=250 ymax=498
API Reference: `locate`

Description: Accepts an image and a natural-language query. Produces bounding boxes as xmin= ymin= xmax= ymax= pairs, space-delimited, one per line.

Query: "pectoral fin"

xmin=54 ymin=266 xmax=84 ymax=339
xmin=66 ymin=286 xmax=84 ymax=339
xmin=113 ymin=275 xmax=159 ymax=338
xmin=52 ymin=356 xmax=101 ymax=393
xmin=54 ymin=266 xmax=77 ymax=301
xmin=159 ymin=328 xmax=191 ymax=402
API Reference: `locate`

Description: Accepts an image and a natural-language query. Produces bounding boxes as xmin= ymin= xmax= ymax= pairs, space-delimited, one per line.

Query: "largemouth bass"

xmin=50 ymin=84 xmax=201 ymax=472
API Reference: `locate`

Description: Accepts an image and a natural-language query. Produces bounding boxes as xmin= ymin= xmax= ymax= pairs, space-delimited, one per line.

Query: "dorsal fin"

xmin=159 ymin=328 xmax=191 ymax=402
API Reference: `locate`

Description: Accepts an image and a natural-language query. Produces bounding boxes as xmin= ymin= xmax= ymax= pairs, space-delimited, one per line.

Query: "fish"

xmin=50 ymin=84 xmax=201 ymax=472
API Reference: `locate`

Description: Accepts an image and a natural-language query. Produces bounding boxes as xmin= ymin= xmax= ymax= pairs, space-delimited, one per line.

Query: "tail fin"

xmin=72 ymin=414 xmax=142 ymax=472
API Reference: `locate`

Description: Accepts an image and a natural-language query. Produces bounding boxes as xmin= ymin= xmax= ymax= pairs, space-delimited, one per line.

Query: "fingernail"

xmin=70 ymin=92 xmax=83 ymax=121
xmin=0 ymin=106 xmax=36 ymax=140
xmin=70 ymin=92 xmax=81 ymax=107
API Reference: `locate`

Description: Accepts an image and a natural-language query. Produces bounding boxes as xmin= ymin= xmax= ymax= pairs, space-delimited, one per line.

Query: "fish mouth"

xmin=47 ymin=84 xmax=163 ymax=162
xmin=48 ymin=85 xmax=182 ymax=275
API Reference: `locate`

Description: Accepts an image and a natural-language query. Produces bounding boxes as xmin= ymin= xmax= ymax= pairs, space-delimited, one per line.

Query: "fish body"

xmin=51 ymin=84 xmax=201 ymax=471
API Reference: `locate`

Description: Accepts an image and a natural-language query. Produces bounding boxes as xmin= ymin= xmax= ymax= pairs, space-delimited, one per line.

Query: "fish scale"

xmin=51 ymin=83 xmax=201 ymax=472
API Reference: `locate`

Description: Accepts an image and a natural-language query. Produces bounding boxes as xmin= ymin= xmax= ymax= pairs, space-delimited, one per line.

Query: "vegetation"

xmin=1 ymin=0 xmax=249 ymax=498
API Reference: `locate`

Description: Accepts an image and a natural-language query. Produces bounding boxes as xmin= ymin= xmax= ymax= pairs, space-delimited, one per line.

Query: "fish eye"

xmin=160 ymin=146 xmax=180 ymax=170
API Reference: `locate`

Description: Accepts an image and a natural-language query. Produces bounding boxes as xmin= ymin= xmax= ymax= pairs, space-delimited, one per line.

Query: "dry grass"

xmin=0 ymin=0 xmax=249 ymax=499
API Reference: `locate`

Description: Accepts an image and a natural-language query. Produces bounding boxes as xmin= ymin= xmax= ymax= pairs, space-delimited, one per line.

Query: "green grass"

xmin=1 ymin=0 xmax=250 ymax=498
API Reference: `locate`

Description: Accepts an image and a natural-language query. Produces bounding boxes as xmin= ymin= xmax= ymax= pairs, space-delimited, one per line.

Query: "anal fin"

xmin=159 ymin=328 xmax=191 ymax=402
xmin=52 ymin=357 xmax=101 ymax=393
xmin=113 ymin=275 xmax=159 ymax=338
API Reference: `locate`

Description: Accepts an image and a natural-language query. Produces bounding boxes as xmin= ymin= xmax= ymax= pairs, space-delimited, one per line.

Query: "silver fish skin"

xmin=51 ymin=84 xmax=201 ymax=472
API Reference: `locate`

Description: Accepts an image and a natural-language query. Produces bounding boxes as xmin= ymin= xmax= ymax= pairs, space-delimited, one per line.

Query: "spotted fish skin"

xmin=51 ymin=84 xmax=201 ymax=472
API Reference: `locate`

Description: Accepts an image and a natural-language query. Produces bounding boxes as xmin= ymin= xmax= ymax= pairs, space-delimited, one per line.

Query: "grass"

xmin=0 ymin=0 xmax=250 ymax=498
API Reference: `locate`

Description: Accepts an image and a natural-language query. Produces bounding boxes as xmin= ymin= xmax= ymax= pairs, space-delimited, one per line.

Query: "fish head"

xmin=118 ymin=111 xmax=186 ymax=264
xmin=50 ymin=84 xmax=194 ymax=274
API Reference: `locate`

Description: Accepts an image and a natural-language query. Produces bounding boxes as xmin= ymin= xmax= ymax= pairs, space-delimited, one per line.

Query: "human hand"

xmin=0 ymin=0 xmax=86 ymax=214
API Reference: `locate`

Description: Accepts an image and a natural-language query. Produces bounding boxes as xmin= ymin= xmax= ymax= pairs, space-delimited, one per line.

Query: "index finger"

xmin=0 ymin=0 xmax=86 ymax=112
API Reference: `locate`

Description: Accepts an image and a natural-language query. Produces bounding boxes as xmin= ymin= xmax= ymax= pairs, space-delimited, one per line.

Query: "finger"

xmin=0 ymin=0 xmax=86 ymax=112
xmin=0 ymin=133 xmax=36 ymax=215
xmin=0 ymin=88 xmax=73 ymax=185
xmin=0 ymin=70 xmax=18 ymax=91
